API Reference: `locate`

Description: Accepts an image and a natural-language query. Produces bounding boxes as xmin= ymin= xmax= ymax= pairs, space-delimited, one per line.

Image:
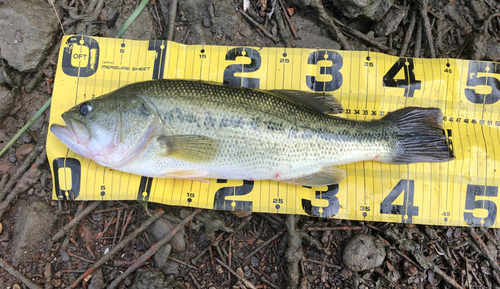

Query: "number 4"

xmin=380 ymin=179 xmax=418 ymax=223
xmin=383 ymin=58 xmax=421 ymax=97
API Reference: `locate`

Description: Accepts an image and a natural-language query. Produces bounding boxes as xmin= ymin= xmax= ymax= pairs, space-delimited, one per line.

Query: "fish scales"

xmin=116 ymin=80 xmax=393 ymax=180
xmin=50 ymin=79 xmax=454 ymax=186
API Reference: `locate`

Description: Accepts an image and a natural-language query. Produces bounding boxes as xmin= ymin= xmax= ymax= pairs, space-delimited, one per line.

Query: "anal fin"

xmin=281 ymin=167 xmax=346 ymax=186
xmin=163 ymin=169 xmax=211 ymax=183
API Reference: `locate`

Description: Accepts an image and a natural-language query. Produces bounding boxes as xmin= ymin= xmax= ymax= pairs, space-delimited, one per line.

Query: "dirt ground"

xmin=1 ymin=0 xmax=500 ymax=288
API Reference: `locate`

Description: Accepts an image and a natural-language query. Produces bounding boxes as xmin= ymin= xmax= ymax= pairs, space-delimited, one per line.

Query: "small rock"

xmin=162 ymin=260 xmax=179 ymax=275
xmin=332 ymin=0 xmax=394 ymax=21
xmin=0 ymin=85 xmax=14 ymax=120
xmin=215 ymin=264 xmax=224 ymax=274
xmin=270 ymin=272 xmax=279 ymax=281
xmin=178 ymin=208 xmax=191 ymax=219
xmin=153 ymin=243 xmax=171 ymax=270
xmin=0 ymin=67 xmax=5 ymax=85
xmin=15 ymin=144 xmax=34 ymax=162
xmin=239 ymin=26 xmax=254 ymax=39
xmin=51 ymin=279 xmax=62 ymax=287
xmin=12 ymin=201 xmax=57 ymax=264
xmin=8 ymin=153 xmax=16 ymax=163
xmin=403 ymin=260 xmax=418 ymax=276
xmin=28 ymin=109 xmax=45 ymax=132
xmin=147 ymin=216 xmax=186 ymax=253
xmin=131 ymin=269 xmax=185 ymax=289
xmin=469 ymin=0 xmax=489 ymax=21
xmin=250 ymin=256 xmax=260 ymax=267
xmin=0 ymin=0 xmax=60 ymax=72
xmin=374 ymin=6 xmax=409 ymax=36
xmin=243 ymin=266 xmax=251 ymax=277
xmin=445 ymin=2 xmax=473 ymax=34
xmin=202 ymin=18 xmax=211 ymax=28
xmin=342 ymin=233 xmax=386 ymax=272
xmin=22 ymin=134 xmax=31 ymax=143
xmin=424 ymin=227 xmax=438 ymax=240
xmin=88 ymin=269 xmax=105 ymax=289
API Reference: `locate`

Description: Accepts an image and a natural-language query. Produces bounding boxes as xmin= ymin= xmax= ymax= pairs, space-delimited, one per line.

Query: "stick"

xmin=307 ymin=0 xmax=351 ymax=50
xmin=414 ymin=18 xmax=423 ymax=57
xmin=68 ymin=209 xmax=165 ymax=289
xmin=273 ymin=0 xmax=291 ymax=47
xmin=166 ymin=0 xmax=178 ymax=41
xmin=52 ymin=201 xmax=102 ymax=242
xmin=244 ymin=230 xmax=285 ymax=262
xmin=238 ymin=9 xmax=279 ymax=44
xmin=400 ymin=10 xmax=417 ymax=57
xmin=106 ymin=209 xmax=200 ymax=289
xmin=215 ymin=258 xmax=256 ymax=289
xmin=0 ymin=259 xmax=42 ymax=289
xmin=417 ymin=0 xmax=436 ymax=57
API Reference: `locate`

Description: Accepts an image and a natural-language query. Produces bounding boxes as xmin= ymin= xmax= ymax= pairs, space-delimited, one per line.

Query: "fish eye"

xmin=79 ymin=101 xmax=93 ymax=116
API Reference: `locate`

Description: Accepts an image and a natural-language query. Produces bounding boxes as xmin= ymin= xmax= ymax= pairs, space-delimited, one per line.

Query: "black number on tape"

xmin=380 ymin=179 xmax=418 ymax=223
xmin=53 ymin=158 xmax=81 ymax=200
xmin=306 ymin=50 xmax=343 ymax=92
xmin=137 ymin=176 xmax=154 ymax=201
xmin=465 ymin=61 xmax=500 ymax=104
xmin=223 ymin=48 xmax=261 ymax=88
xmin=301 ymin=184 xmax=339 ymax=218
xmin=383 ymin=58 xmax=421 ymax=97
xmin=463 ymin=184 xmax=498 ymax=227
xmin=62 ymin=36 xmax=100 ymax=77
xmin=148 ymin=40 xmax=167 ymax=80
xmin=213 ymin=179 xmax=254 ymax=211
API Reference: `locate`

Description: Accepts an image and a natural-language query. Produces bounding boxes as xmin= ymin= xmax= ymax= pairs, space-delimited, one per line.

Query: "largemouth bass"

xmin=50 ymin=79 xmax=454 ymax=186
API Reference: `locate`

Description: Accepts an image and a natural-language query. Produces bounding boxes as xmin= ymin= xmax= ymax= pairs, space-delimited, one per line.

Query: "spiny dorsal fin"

xmin=270 ymin=90 xmax=343 ymax=114
xmin=158 ymin=134 xmax=219 ymax=163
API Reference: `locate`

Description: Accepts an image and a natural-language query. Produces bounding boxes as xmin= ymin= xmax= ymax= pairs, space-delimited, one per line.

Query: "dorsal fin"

xmin=270 ymin=90 xmax=343 ymax=114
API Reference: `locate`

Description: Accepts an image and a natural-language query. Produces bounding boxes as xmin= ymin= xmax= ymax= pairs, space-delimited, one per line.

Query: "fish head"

xmin=50 ymin=93 xmax=158 ymax=166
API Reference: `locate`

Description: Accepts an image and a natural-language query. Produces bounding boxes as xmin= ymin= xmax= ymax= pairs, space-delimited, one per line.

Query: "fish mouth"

xmin=50 ymin=115 xmax=91 ymax=149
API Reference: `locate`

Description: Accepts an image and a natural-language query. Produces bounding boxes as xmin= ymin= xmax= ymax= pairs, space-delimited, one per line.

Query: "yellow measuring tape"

xmin=48 ymin=35 xmax=500 ymax=227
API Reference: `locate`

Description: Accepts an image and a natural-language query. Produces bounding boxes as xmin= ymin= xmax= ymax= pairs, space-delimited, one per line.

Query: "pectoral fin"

xmin=282 ymin=167 xmax=346 ymax=186
xmin=158 ymin=134 xmax=219 ymax=163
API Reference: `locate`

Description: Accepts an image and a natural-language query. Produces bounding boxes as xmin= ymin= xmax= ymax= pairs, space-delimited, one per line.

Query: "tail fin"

xmin=382 ymin=107 xmax=454 ymax=164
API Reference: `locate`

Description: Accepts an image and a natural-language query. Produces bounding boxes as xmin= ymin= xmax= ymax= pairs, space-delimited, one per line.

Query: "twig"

xmin=286 ymin=215 xmax=302 ymax=289
xmin=261 ymin=277 xmax=280 ymax=289
xmin=307 ymin=0 xmax=351 ymax=50
xmin=106 ymin=209 xmax=201 ymax=289
xmin=166 ymin=0 xmax=178 ymax=41
xmin=0 ymin=145 xmax=43 ymax=190
xmin=306 ymin=226 xmax=362 ymax=231
xmin=68 ymin=209 xmax=165 ymax=289
xmin=414 ymin=18 xmax=423 ymax=57
xmin=244 ymin=230 xmax=285 ymax=262
xmin=273 ymin=0 xmax=291 ymax=47
xmin=215 ymin=258 xmax=256 ymax=289
xmin=52 ymin=201 xmax=102 ymax=242
xmin=0 ymin=259 xmax=42 ymax=289
xmin=303 ymin=257 xmax=341 ymax=269
xmin=400 ymin=10 xmax=417 ymax=57
xmin=342 ymin=23 xmax=389 ymax=52
xmin=483 ymin=12 xmax=500 ymax=34
xmin=0 ymin=148 xmax=46 ymax=219
xmin=277 ymin=0 xmax=297 ymax=39
xmin=417 ymin=0 xmax=436 ymax=57
xmin=224 ymin=217 xmax=251 ymax=243
xmin=188 ymin=272 xmax=202 ymax=289
xmin=238 ymin=9 xmax=279 ymax=43
xmin=468 ymin=227 xmax=500 ymax=285
xmin=168 ymin=257 xmax=199 ymax=270
xmin=384 ymin=229 xmax=464 ymax=289
xmin=116 ymin=0 xmax=149 ymax=38
xmin=118 ymin=208 xmax=134 ymax=243
xmin=374 ymin=268 xmax=403 ymax=289
xmin=112 ymin=210 xmax=121 ymax=247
